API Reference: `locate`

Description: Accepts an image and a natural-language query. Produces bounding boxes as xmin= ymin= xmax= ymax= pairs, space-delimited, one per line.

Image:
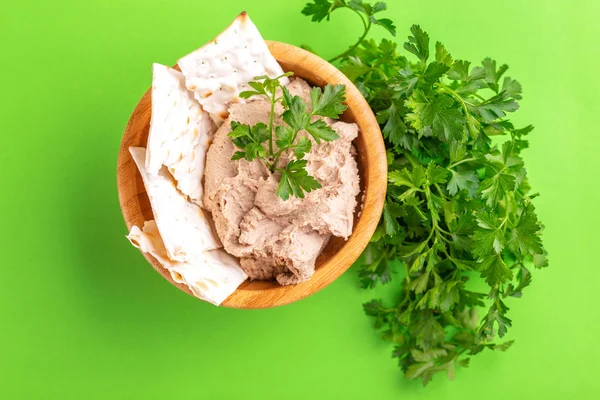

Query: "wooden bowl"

xmin=117 ymin=41 xmax=387 ymax=308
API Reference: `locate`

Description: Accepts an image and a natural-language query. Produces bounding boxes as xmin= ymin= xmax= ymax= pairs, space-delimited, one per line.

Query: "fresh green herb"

xmin=302 ymin=0 xmax=396 ymax=62
xmin=277 ymin=159 xmax=322 ymax=200
xmin=303 ymin=1 xmax=548 ymax=385
xmin=230 ymin=73 xmax=347 ymax=199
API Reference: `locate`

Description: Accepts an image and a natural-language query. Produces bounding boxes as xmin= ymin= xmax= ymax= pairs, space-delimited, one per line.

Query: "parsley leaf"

xmin=435 ymin=41 xmax=452 ymax=66
xmin=301 ymin=0 xmax=342 ymax=22
xmin=404 ymin=25 xmax=429 ymax=64
xmin=422 ymin=61 xmax=450 ymax=86
xmin=447 ymin=170 xmax=478 ymax=197
xmin=360 ymin=244 xmax=394 ymax=288
xmin=277 ymin=159 xmax=322 ymax=200
xmin=310 ymin=84 xmax=348 ymax=117
xmin=508 ymin=203 xmax=544 ymax=256
xmin=227 ymin=122 xmax=269 ymax=150
xmin=383 ymin=201 xmax=406 ymax=235
xmin=377 ymin=102 xmax=413 ymax=148
xmin=370 ymin=16 xmax=396 ymax=36
xmin=479 ymin=295 xmax=512 ymax=338
xmin=283 ymin=95 xmax=311 ymax=131
xmin=505 ymin=265 xmax=532 ymax=298
xmin=274 ymin=125 xmax=295 ymax=149
xmin=306 ymin=120 xmax=340 ymax=143
xmin=292 ymin=137 xmax=313 ymax=159
xmin=482 ymin=57 xmax=509 ymax=92
xmin=277 ymin=125 xmax=313 ymax=159
xmin=406 ymin=90 xmax=466 ymax=141
xmin=480 ymin=254 xmax=513 ymax=286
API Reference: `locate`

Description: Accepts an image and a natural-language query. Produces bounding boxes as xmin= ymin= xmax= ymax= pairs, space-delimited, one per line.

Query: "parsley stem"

xmin=472 ymin=92 xmax=486 ymax=102
xmin=354 ymin=8 xmax=368 ymax=31
xmin=447 ymin=157 xmax=478 ymax=169
xmin=329 ymin=10 xmax=371 ymax=63
xmin=268 ymin=94 xmax=276 ymax=164
xmin=425 ymin=226 xmax=435 ymax=243
xmin=433 ymin=183 xmax=447 ymax=199
xmin=424 ymin=186 xmax=453 ymax=245
xmin=437 ymin=84 xmax=475 ymax=116
xmin=436 ymin=225 xmax=452 ymax=236
xmin=436 ymin=232 xmax=452 ymax=245
xmin=499 ymin=191 xmax=513 ymax=231
xmin=271 ymin=128 xmax=300 ymax=170
xmin=404 ymin=152 xmax=420 ymax=168
xmin=271 ymin=149 xmax=284 ymax=171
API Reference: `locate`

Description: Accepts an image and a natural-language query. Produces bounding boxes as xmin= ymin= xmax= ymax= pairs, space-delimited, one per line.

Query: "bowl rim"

xmin=117 ymin=40 xmax=387 ymax=308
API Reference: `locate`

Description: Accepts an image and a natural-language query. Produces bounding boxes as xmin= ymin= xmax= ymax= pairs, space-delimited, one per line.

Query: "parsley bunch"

xmin=229 ymin=73 xmax=347 ymax=200
xmin=303 ymin=0 xmax=548 ymax=385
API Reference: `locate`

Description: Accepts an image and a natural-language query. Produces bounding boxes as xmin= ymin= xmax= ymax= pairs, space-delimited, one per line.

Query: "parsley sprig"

xmin=229 ymin=73 xmax=347 ymax=200
xmin=303 ymin=1 xmax=548 ymax=385
xmin=302 ymin=0 xmax=396 ymax=62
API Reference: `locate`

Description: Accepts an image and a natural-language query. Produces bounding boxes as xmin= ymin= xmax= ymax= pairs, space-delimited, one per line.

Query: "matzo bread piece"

xmin=177 ymin=12 xmax=289 ymax=125
xmin=146 ymin=63 xmax=215 ymax=206
xmin=127 ymin=220 xmax=247 ymax=305
xmin=129 ymin=147 xmax=221 ymax=261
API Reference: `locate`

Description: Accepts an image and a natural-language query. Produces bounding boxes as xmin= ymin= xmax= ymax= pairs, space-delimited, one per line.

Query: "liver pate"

xmin=203 ymin=78 xmax=360 ymax=285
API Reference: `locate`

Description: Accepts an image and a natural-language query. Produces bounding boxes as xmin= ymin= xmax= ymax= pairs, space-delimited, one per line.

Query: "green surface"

xmin=1 ymin=0 xmax=598 ymax=398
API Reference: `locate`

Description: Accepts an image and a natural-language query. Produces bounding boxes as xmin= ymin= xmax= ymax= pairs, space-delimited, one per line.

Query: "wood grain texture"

xmin=117 ymin=41 xmax=387 ymax=308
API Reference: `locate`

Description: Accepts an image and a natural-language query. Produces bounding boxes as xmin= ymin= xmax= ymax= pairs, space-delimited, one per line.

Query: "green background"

xmin=1 ymin=0 xmax=598 ymax=398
